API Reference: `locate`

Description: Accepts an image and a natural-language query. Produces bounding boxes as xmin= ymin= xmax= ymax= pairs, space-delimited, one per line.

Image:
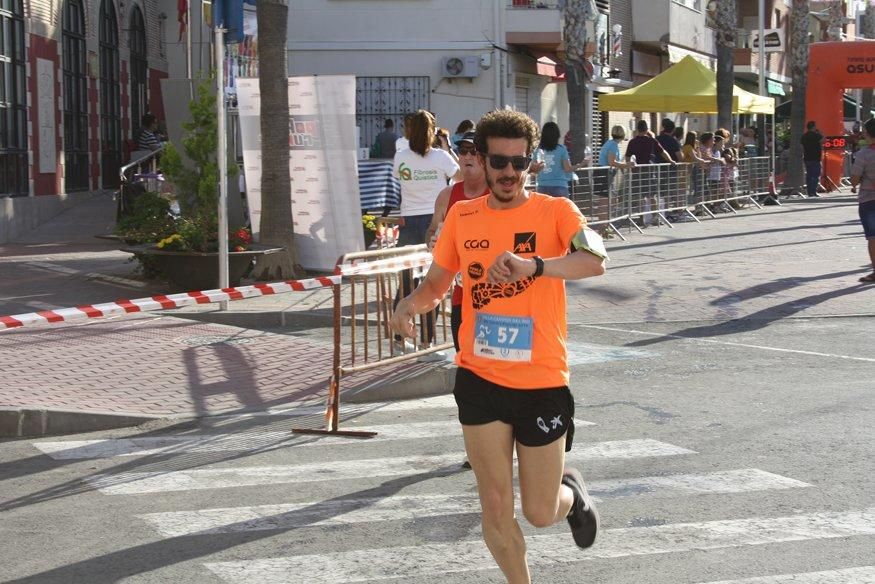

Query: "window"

xmin=99 ymin=0 xmax=120 ymax=188
xmin=63 ymin=0 xmax=89 ymax=191
xmin=129 ymin=7 xmax=147 ymax=139
xmin=355 ymin=76 xmax=429 ymax=149
xmin=672 ymin=0 xmax=702 ymax=12
xmin=0 ymin=0 xmax=27 ymax=196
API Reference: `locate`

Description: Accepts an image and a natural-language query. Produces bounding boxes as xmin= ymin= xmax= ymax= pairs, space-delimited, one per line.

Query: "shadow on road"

xmin=626 ymin=271 xmax=873 ymax=348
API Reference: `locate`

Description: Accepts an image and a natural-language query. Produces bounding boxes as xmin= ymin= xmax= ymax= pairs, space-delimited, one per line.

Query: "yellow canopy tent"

xmin=598 ymin=56 xmax=774 ymax=114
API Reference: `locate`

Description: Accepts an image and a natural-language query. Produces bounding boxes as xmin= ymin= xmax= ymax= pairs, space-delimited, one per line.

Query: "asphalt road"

xmin=2 ymin=315 xmax=873 ymax=583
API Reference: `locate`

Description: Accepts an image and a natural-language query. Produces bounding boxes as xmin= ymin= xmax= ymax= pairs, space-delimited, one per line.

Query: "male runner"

xmin=425 ymin=131 xmax=490 ymax=350
xmin=391 ymin=109 xmax=606 ymax=583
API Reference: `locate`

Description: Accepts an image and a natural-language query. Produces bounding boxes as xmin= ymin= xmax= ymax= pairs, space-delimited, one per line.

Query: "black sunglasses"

xmin=485 ymin=154 xmax=532 ymax=171
xmin=458 ymin=145 xmax=477 ymax=155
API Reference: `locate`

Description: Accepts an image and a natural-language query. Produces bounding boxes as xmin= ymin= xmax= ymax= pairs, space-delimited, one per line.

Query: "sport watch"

xmin=532 ymin=256 xmax=545 ymax=278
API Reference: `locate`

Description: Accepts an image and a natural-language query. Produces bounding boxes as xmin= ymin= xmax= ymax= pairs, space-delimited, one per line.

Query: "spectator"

xmin=697 ymin=132 xmax=723 ymax=207
xmin=392 ymin=110 xmax=461 ymax=356
xmin=682 ymin=131 xmax=709 ymax=205
xmin=625 ymin=119 xmax=674 ymax=165
xmin=849 ymin=117 xmax=875 ymax=283
xmin=801 ymin=120 xmax=823 ymax=197
xmin=137 ymin=114 xmax=163 ymax=152
xmin=595 ymin=125 xmax=634 ymax=195
xmin=395 ymin=114 xmax=413 ymax=153
xmin=716 ymin=128 xmax=739 ymax=200
xmin=531 ymin=122 xmax=576 ymax=197
xmin=707 ymin=135 xmax=728 ymax=208
xmin=371 ymin=118 xmax=399 ymax=160
xmin=626 ymin=119 xmax=675 ymax=225
xmin=592 ymin=126 xmax=634 ymax=223
xmin=451 ymin=119 xmax=475 ymax=151
xmin=657 ymin=119 xmax=683 ymax=214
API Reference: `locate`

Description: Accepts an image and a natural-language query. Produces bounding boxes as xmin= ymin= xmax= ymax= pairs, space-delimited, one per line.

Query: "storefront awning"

xmin=598 ymin=56 xmax=775 ymax=114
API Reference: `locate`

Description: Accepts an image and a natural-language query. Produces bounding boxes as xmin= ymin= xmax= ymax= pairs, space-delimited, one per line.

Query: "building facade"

xmin=3 ymin=0 xmax=169 ymax=199
xmin=285 ymin=0 xmax=634 ymax=153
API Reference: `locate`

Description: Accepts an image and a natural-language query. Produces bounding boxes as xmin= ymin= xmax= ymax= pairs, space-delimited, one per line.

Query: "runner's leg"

xmin=517 ymin=435 xmax=574 ymax=528
xmin=462 ymin=421 xmax=531 ymax=584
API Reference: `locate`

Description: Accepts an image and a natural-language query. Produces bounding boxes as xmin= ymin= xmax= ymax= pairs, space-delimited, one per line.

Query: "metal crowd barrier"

xmin=571 ymin=157 xmax=772 ymax=241
xmin=117 ymin=146 xmax=165 ymax=221
xmin=294 ymin=245 xmax=453 ymax=438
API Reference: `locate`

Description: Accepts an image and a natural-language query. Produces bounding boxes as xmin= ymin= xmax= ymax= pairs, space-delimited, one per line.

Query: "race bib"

xmin=473 ymin=313 xmax=533 ymax=362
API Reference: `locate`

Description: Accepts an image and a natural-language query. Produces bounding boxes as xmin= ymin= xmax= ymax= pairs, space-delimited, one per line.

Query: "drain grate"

xmin=176 ymin=335 xmax=258 ymax=347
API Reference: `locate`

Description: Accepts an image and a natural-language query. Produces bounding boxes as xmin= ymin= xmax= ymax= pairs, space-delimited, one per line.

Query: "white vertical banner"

xmin=236 ymin=75 xmax=363 ymax=272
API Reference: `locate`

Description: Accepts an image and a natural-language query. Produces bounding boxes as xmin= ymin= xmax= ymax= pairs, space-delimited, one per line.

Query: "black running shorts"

xmin=453 ymin=367 xmax=575 ymax=452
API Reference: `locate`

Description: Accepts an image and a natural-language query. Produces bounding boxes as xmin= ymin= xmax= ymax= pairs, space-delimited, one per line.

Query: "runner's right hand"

xmin=391 ymin=297 xmax=417 ymax=338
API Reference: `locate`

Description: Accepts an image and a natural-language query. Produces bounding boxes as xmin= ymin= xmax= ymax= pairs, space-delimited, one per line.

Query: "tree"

xmin=562 ymin=0 xmax=598 ymax=165
xmin=861 ymin=2 xmax=875 ymax=119
xmin=714 ymin=0 xmax=738 ymax=131
xmin=253 ymin=0 xmax=302 ymax=280
xmin=785 ymin=0 xmax=810 ymax=195
xmin=825 ymin=0 xmax=844 ymax=41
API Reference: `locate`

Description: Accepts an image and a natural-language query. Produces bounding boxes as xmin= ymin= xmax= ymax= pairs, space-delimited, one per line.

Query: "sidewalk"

xmin=1 ymin=193 xmax=872 ymax=436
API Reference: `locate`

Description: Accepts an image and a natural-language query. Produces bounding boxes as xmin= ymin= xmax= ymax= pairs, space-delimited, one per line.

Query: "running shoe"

xmin=562 ymin=467 xmax=599 ymax=548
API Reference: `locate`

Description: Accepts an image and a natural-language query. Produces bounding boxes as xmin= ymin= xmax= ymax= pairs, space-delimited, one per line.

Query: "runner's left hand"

xmin=487 ymin=251 xmax=536 ymax=283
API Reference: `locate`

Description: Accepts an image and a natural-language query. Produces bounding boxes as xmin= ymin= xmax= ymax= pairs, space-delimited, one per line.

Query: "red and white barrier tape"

xmin=0 ymin=275 xmax=340 ymax=330
xmin=337 ymin=251 xmax=433 ymax=277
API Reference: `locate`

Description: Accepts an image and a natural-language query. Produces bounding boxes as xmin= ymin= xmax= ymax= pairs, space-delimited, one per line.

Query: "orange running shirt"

xmin=432 ymin=192 xmax=587 ymax=389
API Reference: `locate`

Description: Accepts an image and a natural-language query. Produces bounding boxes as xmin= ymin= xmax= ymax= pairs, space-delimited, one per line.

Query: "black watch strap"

xmin=532 ymin=256 xmax=544 ymax=278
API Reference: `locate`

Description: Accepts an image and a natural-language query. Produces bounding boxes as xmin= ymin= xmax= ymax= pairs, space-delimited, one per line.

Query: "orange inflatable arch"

xmin=806 ymin=42 xmax=875 ymax=191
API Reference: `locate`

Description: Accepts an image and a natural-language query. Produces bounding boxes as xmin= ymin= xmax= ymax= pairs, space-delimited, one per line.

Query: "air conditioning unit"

xmin=441 ymin=56 xmax=481 ymax=78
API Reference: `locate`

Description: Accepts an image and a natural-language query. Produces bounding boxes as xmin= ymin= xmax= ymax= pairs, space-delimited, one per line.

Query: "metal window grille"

xmin=99 ymin=0 xmax=121 ymax=188
xmin=0 ymin=0 xmax=27 ymax=196
xmin=129 ymin=7 xmax=148 ymax=140
xmin=355 ymin=76 xmax=430 ymax=150
xmin=63 ymin=0 xmax=90 ymax=192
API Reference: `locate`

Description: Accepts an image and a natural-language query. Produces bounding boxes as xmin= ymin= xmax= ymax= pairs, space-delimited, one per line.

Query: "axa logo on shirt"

xmin=465 ymin=239 xmax=490 ymax=250
xmin=513 ymin=232 xmax=537 ymax=254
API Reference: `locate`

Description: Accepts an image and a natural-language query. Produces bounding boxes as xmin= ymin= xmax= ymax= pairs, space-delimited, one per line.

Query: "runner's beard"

xmin=486 ymin=172 xmax=525 ymax=203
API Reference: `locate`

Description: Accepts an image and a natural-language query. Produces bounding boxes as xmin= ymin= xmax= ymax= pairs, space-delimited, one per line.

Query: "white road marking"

xmin=84 ymin=272 xmax=149 ymax=289
xmin=137 ymin=468 xmax=808 ymax=537
xmin=28 ymin=261 xmax=80 ymax=275
xmin=85 ymin=439 xmax=694 ymax=494
xmin=580 ymin=324 xmax=875 ymax=363
xmin=565 ymin=341 xmax=655 ymax=366
xmin=207 ymin=394 xmax=461 ymax=419
xmin=203 ymin=508 xmax=875 ymax=583
xmin=695 ymin=566 xmax=875 ymax=584
xmin=33 ymin=418 xmax=595 ymax=460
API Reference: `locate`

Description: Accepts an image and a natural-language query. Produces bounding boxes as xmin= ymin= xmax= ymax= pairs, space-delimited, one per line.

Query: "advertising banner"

xmin=236 ymin=76 xmax=363 ymax=272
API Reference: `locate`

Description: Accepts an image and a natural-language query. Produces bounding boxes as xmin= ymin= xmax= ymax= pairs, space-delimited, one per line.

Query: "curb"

xmin=0 ymin=407 xmax=162 ymax=438
xmin=343 ymin=362 xmax=456 ymax=403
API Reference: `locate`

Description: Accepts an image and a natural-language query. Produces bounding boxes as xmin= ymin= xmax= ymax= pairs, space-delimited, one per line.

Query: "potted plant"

xmin=362 ymin=214 xmax=378 ymax=249
xmin=118 ymin=77 xmax=282 ymax=290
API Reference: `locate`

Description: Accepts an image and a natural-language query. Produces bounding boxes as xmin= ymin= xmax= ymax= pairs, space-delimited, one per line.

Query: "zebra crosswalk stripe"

xmin=694 ymin=566 xmax=875 ymax=584
xmin=136 ymin=468 xmax=809 ymax=538
xmin=31 ymin=418 xmax=595 ymax=460
xmin=202 ymin=509 xmax=875 ymax=584
xmin=85 ymin=439 xmax=695 ymax=494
